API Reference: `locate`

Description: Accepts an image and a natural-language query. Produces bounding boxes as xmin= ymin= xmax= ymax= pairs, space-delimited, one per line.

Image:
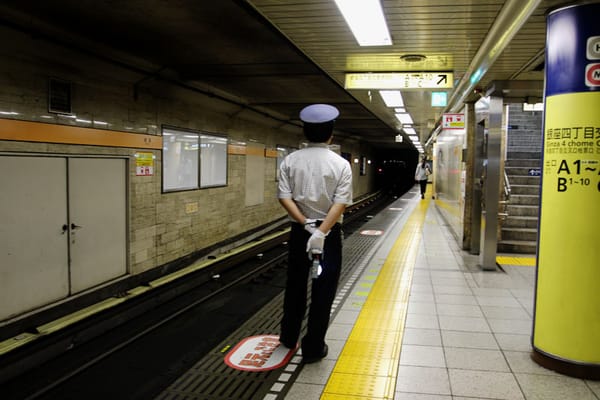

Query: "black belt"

xmin=292 ymin=221 xmax=341 ymax=230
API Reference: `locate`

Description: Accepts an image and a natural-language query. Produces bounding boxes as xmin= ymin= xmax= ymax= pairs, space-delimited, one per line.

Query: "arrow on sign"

xmin=344 ymin=72 xmax=454 ymax=89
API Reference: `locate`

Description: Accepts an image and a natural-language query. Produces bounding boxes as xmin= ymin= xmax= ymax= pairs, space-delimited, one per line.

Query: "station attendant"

xmin=277 ymin=104 xmax=353 ymax=363
xmin=414 ymin=157 xmax=431 ymax=199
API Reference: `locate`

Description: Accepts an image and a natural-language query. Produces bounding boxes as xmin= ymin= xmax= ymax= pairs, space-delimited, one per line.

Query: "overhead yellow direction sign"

xmin=345 ymin=72 xmax=454 ymax=89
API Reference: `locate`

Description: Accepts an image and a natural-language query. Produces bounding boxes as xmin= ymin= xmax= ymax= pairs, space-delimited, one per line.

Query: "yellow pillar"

xmin=533 ymin=2 xmax=600 ymax=379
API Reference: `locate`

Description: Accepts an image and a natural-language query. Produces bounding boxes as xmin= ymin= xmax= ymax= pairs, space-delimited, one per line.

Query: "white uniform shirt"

xmin=278 ymin=143 xmax=353 ymax=221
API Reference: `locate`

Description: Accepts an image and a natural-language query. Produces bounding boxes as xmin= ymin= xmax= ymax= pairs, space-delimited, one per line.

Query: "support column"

xmin=532 ymin=1 xmax=600 ymax=379
xmin=479 ymin=96 xmax=503 ymax=270
xmin=463 ymin=102 xmax=476 ymax=251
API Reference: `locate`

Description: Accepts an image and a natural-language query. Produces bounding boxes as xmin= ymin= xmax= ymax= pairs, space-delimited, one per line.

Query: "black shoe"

xmin=279 ymin=336 xmax=297 ymax=349
xmin=421 ymin=194 xmax=424 ymax=199
xmin=303 ymin=344 xmax=328 ymax=364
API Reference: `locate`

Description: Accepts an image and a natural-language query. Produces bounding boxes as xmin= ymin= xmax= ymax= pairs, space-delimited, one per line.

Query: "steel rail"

xmin=23 ymin=252 xmax=288 ymax=400
xmin=3 ymin=192 xmax=390 ymax=399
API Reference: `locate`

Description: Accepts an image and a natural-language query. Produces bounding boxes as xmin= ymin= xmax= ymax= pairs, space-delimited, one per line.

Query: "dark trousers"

xmin=419 ymin=179 xmax=427 ymax=196
xmin=280 ymin=222 xmax=342 ymax=356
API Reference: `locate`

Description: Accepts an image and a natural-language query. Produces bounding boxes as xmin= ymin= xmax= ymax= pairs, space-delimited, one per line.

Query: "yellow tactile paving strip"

xmin=496 ymin=255 xmax=536 ymax=266
xmin=322 ymin=198 xmax=430 ymax=400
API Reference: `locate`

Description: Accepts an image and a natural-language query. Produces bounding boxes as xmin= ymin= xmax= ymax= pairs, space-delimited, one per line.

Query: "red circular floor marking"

xmin=224 ymin=335 xmax=297 ymax=371
xmin=360 ymin=229 xmax=383 ymax=236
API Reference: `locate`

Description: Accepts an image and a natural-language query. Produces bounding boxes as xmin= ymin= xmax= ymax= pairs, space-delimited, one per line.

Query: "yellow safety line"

xmin=0 ymin=333 xmax=37 ymax=353
xmin=496 ymin=255 xmax=536 ymax=266
xmin=434 ymin=198 xmax=461 ymax=218
xmin=322 ymin=198 xmax=429 ymax=400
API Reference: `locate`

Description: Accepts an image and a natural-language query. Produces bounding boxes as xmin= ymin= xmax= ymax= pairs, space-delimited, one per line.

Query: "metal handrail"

xmin=503 ymin=170 xmax=511 ymax=200
xmin=498 ymin=170 xmax=512 ymax=229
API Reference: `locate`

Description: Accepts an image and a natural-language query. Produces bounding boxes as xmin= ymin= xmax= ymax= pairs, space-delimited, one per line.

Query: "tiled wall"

xmin=0 ymin=26 xmax=375 ymax=276
xmin=507 ymin=103 xmax=543 ymax=157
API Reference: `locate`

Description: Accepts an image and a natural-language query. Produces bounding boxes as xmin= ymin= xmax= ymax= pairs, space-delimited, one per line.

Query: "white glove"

xmin=306 ymin=229 xmax=326 ymax=259
xmin=304 ymin=218 xmax=318 ymax=235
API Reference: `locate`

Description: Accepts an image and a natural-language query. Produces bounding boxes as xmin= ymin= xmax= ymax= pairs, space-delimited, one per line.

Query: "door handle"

xmin=71 ymin=223 xmax=83 ymax=230
xmin=62 ymin=224 xmax=68 ymax=234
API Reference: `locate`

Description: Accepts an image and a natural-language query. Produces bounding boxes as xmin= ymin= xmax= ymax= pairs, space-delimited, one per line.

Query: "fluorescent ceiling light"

xmin=334 ymin=0 xmax=392 ymax=46
xmin=395 ymin=113 xmax=413 ymax=125
xmin=380 ymin=90 xmax=404 ymax=107
xmin=403 ymin=127 xmax=416 ymax=135
xmin=409 ymin=135 xmax=419 ymax=141
xmin=394 ymin=107 xmax=406 ymax=113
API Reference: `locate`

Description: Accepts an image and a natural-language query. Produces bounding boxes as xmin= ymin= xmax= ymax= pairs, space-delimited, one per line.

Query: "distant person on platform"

xmin=277 ymin=104 xmax=353 ymax=363
xmin=414 ymin=157 xmax=431 ymax=199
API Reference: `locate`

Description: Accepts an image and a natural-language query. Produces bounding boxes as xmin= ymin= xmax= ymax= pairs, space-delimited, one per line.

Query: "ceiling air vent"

xmin=48 ymin=78 xmax=72 ymax=114
xmin=400 ymin=54 xmax=427 ymax=63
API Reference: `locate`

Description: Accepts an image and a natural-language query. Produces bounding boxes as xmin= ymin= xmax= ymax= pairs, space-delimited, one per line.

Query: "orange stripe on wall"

xmin=246 ymin=146 xmax=264 ymax=156
xmin=264 ymin=148 xmax=278 ymax=158
xmin=0 ymin=118 xmax=162 ymax=150
xmin=228 ymin=144 xmax=246 ymax=155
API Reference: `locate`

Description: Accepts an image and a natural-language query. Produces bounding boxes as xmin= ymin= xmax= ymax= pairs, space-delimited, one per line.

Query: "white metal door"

xmin=68 ymin=158 xmax=127 ymax=293
xmin=0 ymin=156 xmax=69 ymax=320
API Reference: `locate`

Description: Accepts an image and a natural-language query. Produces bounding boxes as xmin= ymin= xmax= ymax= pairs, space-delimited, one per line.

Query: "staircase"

xmin=498 ymin=157 xmax=541 ymax=254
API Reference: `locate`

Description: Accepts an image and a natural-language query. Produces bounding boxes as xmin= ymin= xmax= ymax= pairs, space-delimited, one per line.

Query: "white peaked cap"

xmin=299 ymin=104 xmax=339 ymax=123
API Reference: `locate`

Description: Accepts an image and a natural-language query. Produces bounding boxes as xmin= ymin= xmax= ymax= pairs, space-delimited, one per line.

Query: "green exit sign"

xmin=431 ymin=91 xmax=447 ymax=107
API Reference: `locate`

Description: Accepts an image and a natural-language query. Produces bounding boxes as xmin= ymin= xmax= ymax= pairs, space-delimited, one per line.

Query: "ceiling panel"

xmin=248 ymin=0 xmax=564 ymax=148
xmin=0 ymin=0 xmax=567 ymax=151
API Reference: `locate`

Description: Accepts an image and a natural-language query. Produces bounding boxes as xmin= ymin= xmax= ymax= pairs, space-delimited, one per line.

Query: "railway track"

xmin=0 ymin=192 xmax=395 ymax=399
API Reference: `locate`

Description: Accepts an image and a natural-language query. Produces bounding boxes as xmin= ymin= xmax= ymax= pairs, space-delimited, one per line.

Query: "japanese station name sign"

xmin=345 ymin=72 xmax=454 ymax=89
xmin=442 ymin=113 xmax=465 ymax=129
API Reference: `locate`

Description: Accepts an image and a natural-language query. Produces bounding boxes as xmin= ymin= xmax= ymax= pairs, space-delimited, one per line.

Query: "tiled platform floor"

xmin=285 ymin=198 xmax=600 ymax=400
